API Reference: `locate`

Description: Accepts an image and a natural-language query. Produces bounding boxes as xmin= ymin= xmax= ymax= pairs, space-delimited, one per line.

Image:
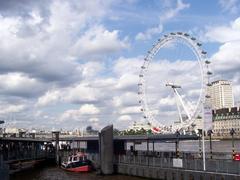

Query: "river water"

xmin=10 ymin=166 xmax=144 ymax=180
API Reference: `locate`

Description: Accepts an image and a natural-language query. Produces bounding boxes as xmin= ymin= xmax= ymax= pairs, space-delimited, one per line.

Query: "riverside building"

xmin=209 ymin=80 xmax=234 ymax=109
xmin=212 ymin=107 xmax=240 ymax=137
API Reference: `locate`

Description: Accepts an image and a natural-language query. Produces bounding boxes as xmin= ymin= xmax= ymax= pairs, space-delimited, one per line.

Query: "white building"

xmin=213 ymin=107 xmax=240 ymax=137
xmin=209 ymin=80 xmax=234 ymax=109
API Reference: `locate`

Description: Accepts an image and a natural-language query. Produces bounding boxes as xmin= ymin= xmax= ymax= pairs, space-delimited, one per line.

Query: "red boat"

xmin=61 ymin=152 xmax=92 ymax=172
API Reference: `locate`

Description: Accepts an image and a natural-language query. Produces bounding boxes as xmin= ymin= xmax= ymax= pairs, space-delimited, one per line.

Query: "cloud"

xmin=1 ymin=0 xmax=238 ymax=131
xmin=118 ymin=115 xmax=132 ymax=121
xmin=135 ymin=0 xmax=190 ymax=41
xmin=36 ymin=82 xmax=105 ymax=107
xmin=36 ymin=89 xmax=61 ymax=107
xmin=0 ymin=104 xmax=26 ymax=114
xmin=205 ymin=16 xmax=240 ymax=103
xmin=64 ymin=84 xmax=102 ymax=104
xmin=159 ymin=0 xmax=190 ymax=22
xmin=79 ymin=104 xmax=100 ymax=115
xmin=59 ymin=104 xmax=100 ymax=122
xmin=0 ymin=0 xmax=127 ymax=85
xmin=0 ymin=72 xmax=45 ymax=98
xmin=135 ymin=24 xmax=163 ymax=41
xmin=71 ymin=25 xmax=129 ymax=58
xmin=218 ymin=0 xmax=240 ymax=14
xmin=119 ymin=106 xmax=140 ymax=114
xmin=89 ymin=117 xmax=99 ymax=123
xmin=205 ymin=17 xmax=240 ymax=43
xmin=113 ymin=92 xmax=138 ymax=107
xmin=205 ymin=17 xmax=240 ymax=74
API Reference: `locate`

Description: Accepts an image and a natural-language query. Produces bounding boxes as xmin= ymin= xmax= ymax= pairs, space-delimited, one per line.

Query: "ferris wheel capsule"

xmin=197 ymin=42 xmax=202 ymax=46
xmin=207 ymin=71 xmax=212 ymax=75
xmin=205 ymin=60 xmax=210 ymax=64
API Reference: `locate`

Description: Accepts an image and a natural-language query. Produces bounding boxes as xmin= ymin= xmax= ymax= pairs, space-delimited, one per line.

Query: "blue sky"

xmin=0 ymin=0 xmax=240 ymax=131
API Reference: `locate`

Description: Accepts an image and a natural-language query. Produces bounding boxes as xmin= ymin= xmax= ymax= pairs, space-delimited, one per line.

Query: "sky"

xmin=0 ymin=0 xmax=240 ymax=131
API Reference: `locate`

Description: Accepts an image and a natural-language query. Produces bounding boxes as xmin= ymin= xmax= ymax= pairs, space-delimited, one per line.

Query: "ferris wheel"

xmin=138 ymin=32 xmax=211 ymax=133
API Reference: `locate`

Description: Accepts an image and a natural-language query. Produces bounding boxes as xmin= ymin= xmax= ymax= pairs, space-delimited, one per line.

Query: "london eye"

xmin=138 ymin=32 xmax=211 ymax=133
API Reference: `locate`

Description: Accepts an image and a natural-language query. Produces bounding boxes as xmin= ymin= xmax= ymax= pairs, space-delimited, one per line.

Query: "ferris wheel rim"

xmin=138 ymin=32 xmax=211 ymax=132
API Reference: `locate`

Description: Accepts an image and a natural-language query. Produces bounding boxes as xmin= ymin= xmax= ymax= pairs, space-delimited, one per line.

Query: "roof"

xmin=0 ymin=137 xmax=51 ymax=143
xmin=59 ymin=134 xmax=199 ymax=142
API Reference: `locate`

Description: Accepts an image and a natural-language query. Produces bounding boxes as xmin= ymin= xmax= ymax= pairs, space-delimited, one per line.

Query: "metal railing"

xmin=115 ymin=154 xmax=240 ymax=175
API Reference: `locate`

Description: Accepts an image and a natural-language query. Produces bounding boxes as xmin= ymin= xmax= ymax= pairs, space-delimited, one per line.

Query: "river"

xmin=10 ymin=165 xmax=144 ymax=180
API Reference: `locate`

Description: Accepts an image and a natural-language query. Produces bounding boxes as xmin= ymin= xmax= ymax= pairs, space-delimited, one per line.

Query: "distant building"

xmin=213 ymin=107 xmax=240 ymax=137
xmin=209 ymin=80 xmax=234 ymax=109
xmin=129 ymin=121 xmax=151 ymax=131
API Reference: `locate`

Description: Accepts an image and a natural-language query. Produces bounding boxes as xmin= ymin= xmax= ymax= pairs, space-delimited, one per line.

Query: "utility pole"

xmin=230 ymin=128 xmax=236 ymax=160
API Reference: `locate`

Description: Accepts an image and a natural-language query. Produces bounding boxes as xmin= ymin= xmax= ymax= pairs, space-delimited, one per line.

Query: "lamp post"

xmin=175 ymin=130 xmax=180 ymax=158
xmin=198 ymin=129 xmax=202 ymax=158
xmin=230 ymin=128 xmax=236 ymax=160
xmin=207 ymin=130 xmax=213 ymax=159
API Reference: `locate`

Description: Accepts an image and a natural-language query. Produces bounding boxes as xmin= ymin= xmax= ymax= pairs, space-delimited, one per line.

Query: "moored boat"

xmin=61 ymin=152 xmax=92 ymax=172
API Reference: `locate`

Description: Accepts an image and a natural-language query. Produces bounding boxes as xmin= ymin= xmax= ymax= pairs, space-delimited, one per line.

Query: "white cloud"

xmin=65 ymin=84 xmax=102 ymax=104
xmin=118 ymin=115 xmax=132 ymax=121
xmin=205 ymin=17 xmax=240 ymax=43
xmin=89 ymin=117 xmax=99 ymax=123
xmin=219 ymin=0 xmax=240 ymax=14
xmin=0 ymin=72 xmax=44 ymax=97
xmin=115 ymin=73 xmax=138 ymax=90
xmin=159 ymin=95 xmax=176 ymax=106
xmin=205 ymin=17 xmax=240 ymax=75
xmin=81 ymin=61 xmax=104 ymax=79
xmin=205 ymin=16 xmax=240 ymax=103
xmin=36 ymin=90 xmax=61 ymax=107
xmin=36 ymin=82 xmax=104 ymax=107
xmin=59 ymin=104 xmax=100 ymax=122
xmin=135 ymin=0 xmax=190 ymax=41
xmin=0 ymin=104 xmax=26 ymax=114
xmin=120 ymin=106 xmax=140 ymax=114
xmin=79 ymin=104 xmax=100 ymax=115
xmin=113 ymin=92 xmax=138 ymax=107
xmin=71 ymin=25 xmax=129 ymax=58
xmin=135 ymin=24 xmax=163 ymax=41
xmin=113 ymin=57 xmax=142 ymax=75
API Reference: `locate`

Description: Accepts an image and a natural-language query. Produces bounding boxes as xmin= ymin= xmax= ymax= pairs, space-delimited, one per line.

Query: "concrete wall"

xmin=116 ymin=163 xmax=240 ymax=180
xmin=99 ymin=125 xmax=113 ymax=175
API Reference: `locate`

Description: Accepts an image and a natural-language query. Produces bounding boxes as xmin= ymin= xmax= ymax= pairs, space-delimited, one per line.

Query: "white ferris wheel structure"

xmin=138 ymin=32 xmax=212 ymax=133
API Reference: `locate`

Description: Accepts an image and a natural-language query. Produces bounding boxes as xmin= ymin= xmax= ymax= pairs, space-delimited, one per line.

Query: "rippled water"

xmin=10 ymin=166 xmax=144 ymax=180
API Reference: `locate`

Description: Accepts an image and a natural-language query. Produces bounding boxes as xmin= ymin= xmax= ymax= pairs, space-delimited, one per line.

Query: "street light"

xmin=230 ymin=128 xmax=236 ymax=160
xmin=207 ymin=130 xmax=213 ymax=159
xmin=175 ymin=130 xmax=180 ymax=158
xmin=198 ymin=129 xmax=202 ymax=158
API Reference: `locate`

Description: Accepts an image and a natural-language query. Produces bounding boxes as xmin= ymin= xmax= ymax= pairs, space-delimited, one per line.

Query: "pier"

xmin=0 ymin=134 xmax=54 ymax=179
xmin=1 ymin=126 xmax=240 ymax=180
xmin=56 ymin=126 xmax=240 ymax=180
